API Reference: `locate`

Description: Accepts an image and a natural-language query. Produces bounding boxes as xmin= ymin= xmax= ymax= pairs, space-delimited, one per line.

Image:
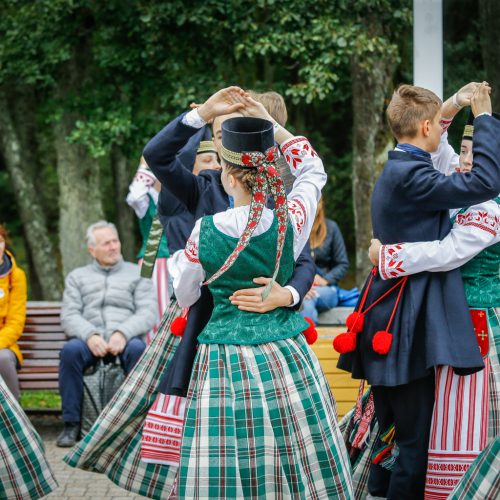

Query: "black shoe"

xmin=56 ymin=422 xmax=80 ymax=447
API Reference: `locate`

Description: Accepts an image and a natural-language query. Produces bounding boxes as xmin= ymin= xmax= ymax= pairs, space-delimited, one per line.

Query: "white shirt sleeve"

xmin=431 ymin=131 xmax=459 ymax=176
xmin=126 ymin=166 xmax=159 ymax=218
xmin=280 ymin=136 xmax=327 ymax=259
xmin=167 ymin=219 xmax=206 ymax=307
xmin=378 ymin=200 xmax=500 ymax=279
xmin=181 ymin=109 xmax=207 ymax=129
xmin=284 ymin=285 xmax=300 ymax=307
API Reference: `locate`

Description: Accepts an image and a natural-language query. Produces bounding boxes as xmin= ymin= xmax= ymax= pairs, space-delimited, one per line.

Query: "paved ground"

xmin=32 ymin=416 xmax=144 ymax=500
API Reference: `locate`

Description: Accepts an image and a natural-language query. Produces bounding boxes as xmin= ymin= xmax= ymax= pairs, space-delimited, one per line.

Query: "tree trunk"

xmin=55 ymin=113 xmax=104 ymax=276
xmin=479 ymin=0 xmax=500 ymax=112
xmin=111 ymin=145 xmax=137 ymax=261
xmin=0 ymin=90 xmax=62 ymax=299
xmin=351 ymin=55 xmax=394 ymax=287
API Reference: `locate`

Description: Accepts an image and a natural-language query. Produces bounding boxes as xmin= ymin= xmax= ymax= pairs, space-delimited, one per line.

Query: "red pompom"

xmin=302 ymin=317 xmax=318 ymax=345
xmin=346 ymin=311 xmax=364 ymax=333
xmin=170 ymin=316 xmax=187 ymax=337
xmin=372 ymin=330 xmax=392 ymax=354
xmin=333 ymin=332 xmax=357 ymax=354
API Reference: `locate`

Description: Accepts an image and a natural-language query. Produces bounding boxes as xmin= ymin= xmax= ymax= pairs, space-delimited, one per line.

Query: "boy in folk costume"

xmin=336 ymin=83 xmax=500 ymax=499
xmin=369 ymin=104 xmax=500 ymax=497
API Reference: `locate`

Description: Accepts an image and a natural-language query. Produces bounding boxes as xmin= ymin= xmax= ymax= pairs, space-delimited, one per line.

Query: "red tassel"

xmin=372 ymin=330 xmax=392 ymax=354
xmin=346 ymin=311 xmax=365 ymax=333
xmin=170 ymin=316 xmax=187 ymax=337
xmin=302 ymin=317 xmax=318 ymax=345
xmin=333 ymin=332 xmax=357 ymax=354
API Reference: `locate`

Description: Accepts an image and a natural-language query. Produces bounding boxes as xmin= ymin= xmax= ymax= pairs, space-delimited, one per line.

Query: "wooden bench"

xmin=312 ymin=327 xmax=360 ymax=419
xmin=17 ymin=301 xmax=64 ymax=412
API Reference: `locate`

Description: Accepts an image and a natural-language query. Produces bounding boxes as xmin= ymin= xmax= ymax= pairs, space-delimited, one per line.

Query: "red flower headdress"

xmin=204 ymin=144 xmax=288 ymax=299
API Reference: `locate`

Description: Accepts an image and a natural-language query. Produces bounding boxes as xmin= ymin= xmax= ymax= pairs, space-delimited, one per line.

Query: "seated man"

xmin=56 ymin=221 xmax=157 ymax=447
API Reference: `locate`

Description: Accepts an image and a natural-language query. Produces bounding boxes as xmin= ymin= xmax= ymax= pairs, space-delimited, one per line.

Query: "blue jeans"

xmin=59 ymin=337 xmax=145 ymax=423
xmin=300 ymin=285 xmax=339 ymax=325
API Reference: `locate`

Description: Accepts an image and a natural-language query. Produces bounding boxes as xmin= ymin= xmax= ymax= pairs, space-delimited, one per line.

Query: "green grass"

xmin=20 ymin=390 xmax=61 ymax=409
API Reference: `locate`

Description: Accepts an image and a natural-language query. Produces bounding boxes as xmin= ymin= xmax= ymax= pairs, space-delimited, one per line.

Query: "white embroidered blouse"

xmin=379 ymin=130 xmax=500 ymax=279
xmin=126 ymin=165 xmax=159 ymax=218
xmin=168 ymin=135 xmax=327 ymax=307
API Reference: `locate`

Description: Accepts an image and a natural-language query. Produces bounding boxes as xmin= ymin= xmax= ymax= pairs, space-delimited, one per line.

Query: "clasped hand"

xmin=87 ymin=331 xmax=126 ymax=358
xmin=195 ymin=86 xmax=275 ymax=124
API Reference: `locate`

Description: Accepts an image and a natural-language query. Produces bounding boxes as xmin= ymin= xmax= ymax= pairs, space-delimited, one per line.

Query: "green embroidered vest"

xmin=198 ymin=215 xmax=308 ymax=344
xmin=456 ymin=196 xmax=500 ymax=307
xmin=136 ymin=196 xmax=170 ymax=259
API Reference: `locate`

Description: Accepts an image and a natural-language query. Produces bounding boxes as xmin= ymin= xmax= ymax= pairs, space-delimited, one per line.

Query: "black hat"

xmin=463 ymin=110 xmax=474 ymax=140
xmin=220 ymin=117 xmax=274 ymax=167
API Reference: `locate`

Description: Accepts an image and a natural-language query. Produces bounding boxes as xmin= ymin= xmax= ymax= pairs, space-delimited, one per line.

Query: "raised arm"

xmin=431 ymin=82 xmax=480 ymax=175
xmin=405 ymin=115 xmax=500 ymax=210
xmin=143 ymin=113 xmax=206 ymax=213
xmin=373 ymin=199 xmax=500 ymax=280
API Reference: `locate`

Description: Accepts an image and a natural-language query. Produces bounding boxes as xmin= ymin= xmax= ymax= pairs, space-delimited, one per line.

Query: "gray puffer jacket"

xmin=61 ymin=258 xmax=157 ymax=342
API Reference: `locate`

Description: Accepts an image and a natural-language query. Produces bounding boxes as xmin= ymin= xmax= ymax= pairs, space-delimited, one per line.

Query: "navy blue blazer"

xmin=338 ymin=114 xmax=500 ymax=386
xmin=144 ymin=112 xmax=316 ymax=302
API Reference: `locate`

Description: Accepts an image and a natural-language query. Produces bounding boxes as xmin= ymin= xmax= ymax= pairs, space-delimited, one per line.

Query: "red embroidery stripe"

xmin=459 ymin=221 xmax=497 ymax=236
xmin=184 ymin=249 xmax=200 ymax=263
xmin=281 ymin=136 xmax=308 ymax=152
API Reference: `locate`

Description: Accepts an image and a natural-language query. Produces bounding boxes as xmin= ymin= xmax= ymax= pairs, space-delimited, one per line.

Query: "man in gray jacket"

xmin=56 ymin=221 xmax=157 ymax=447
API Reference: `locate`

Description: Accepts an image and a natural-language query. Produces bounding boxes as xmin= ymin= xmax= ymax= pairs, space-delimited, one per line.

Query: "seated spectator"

xmin=56 ymin=221 xmax=157 ymax=447
xmin=0 ymin=224 xmax=27 ymax=400
xmin=301 ymin=198 xmax=350 ymax=324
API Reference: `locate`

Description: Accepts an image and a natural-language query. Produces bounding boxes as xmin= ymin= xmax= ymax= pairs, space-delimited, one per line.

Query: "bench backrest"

xmin=18 ymin=301 xmax=64 ymax=390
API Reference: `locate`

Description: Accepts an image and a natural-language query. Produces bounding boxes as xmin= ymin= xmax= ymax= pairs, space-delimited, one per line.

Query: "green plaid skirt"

xmin=449 ymin=435 xmax=499 ymax=499
xmin=66 ymin=306 xmax=353 ymax=499
xmin=64 ymin=299 xmax=182 ymax=499
xmin=178 ymin=335 xmax=353 ymax=499
xmin=0 ymin=378 xmax=58 ymax=499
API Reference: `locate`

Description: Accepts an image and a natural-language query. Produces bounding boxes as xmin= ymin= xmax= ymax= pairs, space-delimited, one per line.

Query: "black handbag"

xmin=81 ymin=357 xmax=125 ymax=435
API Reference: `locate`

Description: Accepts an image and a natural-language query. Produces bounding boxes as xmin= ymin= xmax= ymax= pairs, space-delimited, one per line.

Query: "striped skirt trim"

xmin=64 ymin=299 xmax=182 ymax=499
xmin=0 ymin=378 xmax=58 ymax=500
xmin=178 ymin=335 xmax=353 ymax=499
xmin=343 ymin=306 xmax=500 ymax=500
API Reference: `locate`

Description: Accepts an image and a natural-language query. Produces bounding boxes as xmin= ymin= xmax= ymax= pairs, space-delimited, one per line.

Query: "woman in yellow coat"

xmin=0 ymin=224 xmax=27 ymax=400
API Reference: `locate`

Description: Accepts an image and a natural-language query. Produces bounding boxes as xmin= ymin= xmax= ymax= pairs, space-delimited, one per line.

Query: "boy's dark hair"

xmin=386 ymin=84 xmax=442 ymax=139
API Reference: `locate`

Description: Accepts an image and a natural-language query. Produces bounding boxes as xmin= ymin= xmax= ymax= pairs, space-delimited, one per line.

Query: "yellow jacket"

xmin=0 ymin=251 xmax=27 ymax=364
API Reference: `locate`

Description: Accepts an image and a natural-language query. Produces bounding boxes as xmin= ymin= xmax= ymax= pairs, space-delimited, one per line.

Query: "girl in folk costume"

xmin=166 ymin=107 xmax=352 ymax=498
xmin=66 ymin=94 xmax=353 ymax=499
xmin=127 ymin=157 xmax=171 ymax=341
xmin=0 ymin=376 xmax=58 ymax=499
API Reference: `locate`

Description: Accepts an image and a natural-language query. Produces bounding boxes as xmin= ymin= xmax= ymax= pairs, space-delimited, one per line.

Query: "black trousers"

xmin=158 ymin=286 xmax=213 ymax=396
xmin=368 ymin=373 xmax=435 ymax=500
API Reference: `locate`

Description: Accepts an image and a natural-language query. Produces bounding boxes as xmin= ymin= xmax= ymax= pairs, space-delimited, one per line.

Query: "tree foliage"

xmin=2 ymin=0 xmax=488 ymax=296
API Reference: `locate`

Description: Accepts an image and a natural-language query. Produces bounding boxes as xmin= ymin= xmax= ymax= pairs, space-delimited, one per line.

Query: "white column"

xmin=413 ymin=0 xmax=443 ymax=99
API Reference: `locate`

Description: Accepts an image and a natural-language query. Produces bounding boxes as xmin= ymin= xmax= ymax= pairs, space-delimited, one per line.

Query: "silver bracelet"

xmin=452 ymin=93 xmax=463 ymax=110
